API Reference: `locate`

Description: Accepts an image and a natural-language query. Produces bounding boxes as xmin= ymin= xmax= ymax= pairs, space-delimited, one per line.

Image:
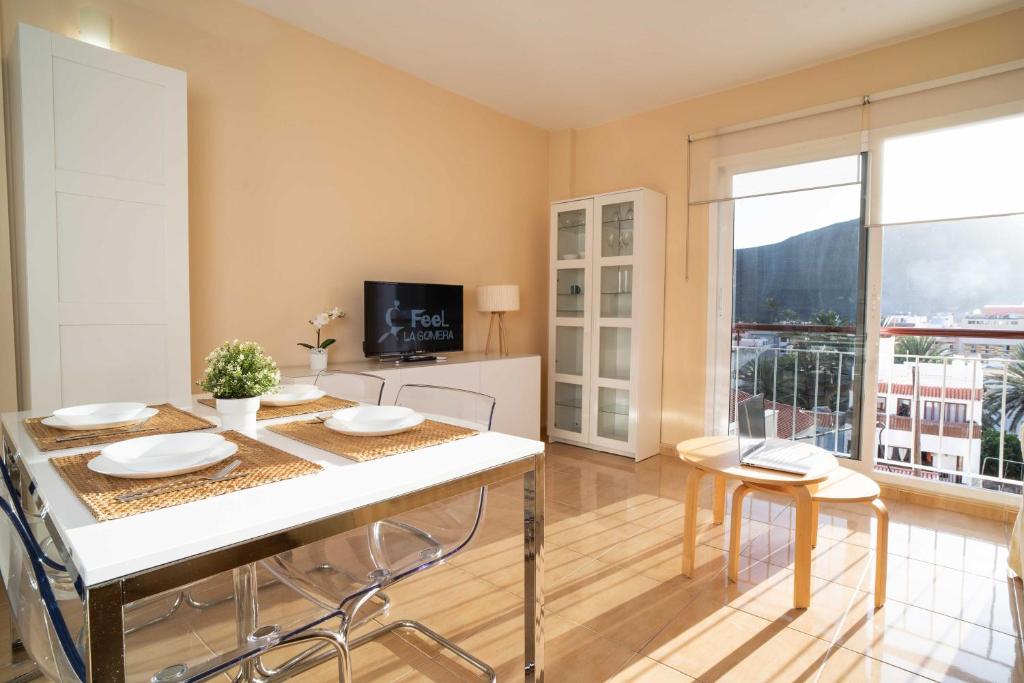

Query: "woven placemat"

xmin=48 ymin=431 xmax=322 ymax=522
xmin=267 ymin=418 xmax=478 ymax=462
xmin=24 ymin=404 xmax=215 ymax=453
xmin=197 ymin=395 xmax=357 ymax=420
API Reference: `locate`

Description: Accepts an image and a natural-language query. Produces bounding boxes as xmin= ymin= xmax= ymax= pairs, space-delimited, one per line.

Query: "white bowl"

xmin=331 ymin=405 xmax=415 ymax=430
xmin=53 ymin=402 xmax=147 ymax=426
xmin=101 ymin=433 xmax=226 ymax=473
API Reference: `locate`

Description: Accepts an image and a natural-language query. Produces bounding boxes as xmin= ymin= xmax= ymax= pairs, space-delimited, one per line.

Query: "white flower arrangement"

xmin=298 ymin=306 xmax=346 ymax=352
xmin=197 ymin=340 xmax=280 ymax=399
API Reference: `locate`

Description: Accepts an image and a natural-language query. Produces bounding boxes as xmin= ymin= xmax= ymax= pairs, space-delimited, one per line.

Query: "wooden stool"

xmin=728 ymin=468 xmax=889 ymax=609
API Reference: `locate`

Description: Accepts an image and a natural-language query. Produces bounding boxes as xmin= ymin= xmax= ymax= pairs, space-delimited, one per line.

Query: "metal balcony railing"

xmin=730 ymin=325 xmax=1024 ymax=494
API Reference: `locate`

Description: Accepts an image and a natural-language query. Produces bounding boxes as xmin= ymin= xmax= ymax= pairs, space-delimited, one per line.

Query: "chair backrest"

xmin=313 ymin=372 xmax=385 ymax=405
xmin=0 ymin=456 xmax=67 ymax=574
xmin=394 ymin=384 xmax=496 ymax=430
xmin=0 ymin=497 xmax=84 ymax=681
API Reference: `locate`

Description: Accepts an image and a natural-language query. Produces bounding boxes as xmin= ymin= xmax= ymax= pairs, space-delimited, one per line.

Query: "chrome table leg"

xmin=85 ymin=581 xmax=126 ymax=682
xmin=524 ymin=450 xmax=545 ymax=682
xmin=233 ymin=564 xmax=259 ymax=682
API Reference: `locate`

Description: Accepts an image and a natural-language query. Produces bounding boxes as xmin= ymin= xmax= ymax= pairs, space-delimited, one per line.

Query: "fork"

xmin=55 ymin=424 xmax=157 ymax=443
xmin=115 ymin=459 xmax=244 ymax=503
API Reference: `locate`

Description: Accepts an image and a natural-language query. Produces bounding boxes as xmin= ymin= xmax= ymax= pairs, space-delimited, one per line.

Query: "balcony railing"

xmin=731 ymin=327 xmax=1024 ymax=494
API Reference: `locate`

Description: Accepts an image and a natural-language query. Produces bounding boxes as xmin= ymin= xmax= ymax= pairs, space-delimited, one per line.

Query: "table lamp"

xmin=477 ymin=285 xmax=519 ymax=356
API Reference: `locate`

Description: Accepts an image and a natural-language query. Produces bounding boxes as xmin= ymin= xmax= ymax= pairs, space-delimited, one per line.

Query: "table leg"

xmin=791 ymin=486 xmax=814 ymax=609
xmin=233 ymin=564 xmax=260 ymax=682
xmin=728 ymin=483 xmax=752 ymax=583
xmin=524 ymin=451 xmax=545 ymax=683
xmin=85 ymin=581 xmax=126 ymax=682
xmin=811 ymin=501 xmax=820 ymax=549
xmin=871 ymin=499 xmax=889 ymax=609
xmin=681 ymin=466 xmax=704 ymax=578
xmin=712 ymin=476 xmax=727 ymax=525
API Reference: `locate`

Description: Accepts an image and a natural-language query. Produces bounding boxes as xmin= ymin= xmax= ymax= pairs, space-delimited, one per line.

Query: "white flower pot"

xmin=216 ymin=396 xmax=260 ymax=435
xmin=309 ymin=348 xmax=328 ymax=371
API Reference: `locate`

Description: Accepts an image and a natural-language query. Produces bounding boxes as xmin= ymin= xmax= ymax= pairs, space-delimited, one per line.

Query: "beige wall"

xmin=553 ymin=8 xmax=1024 ymax=446
xmin=0 ymin=0 xmax=549 ymax=389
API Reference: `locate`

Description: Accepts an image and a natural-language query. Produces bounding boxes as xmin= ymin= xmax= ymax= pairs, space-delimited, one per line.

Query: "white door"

xmin=549 ymin=198 xmax=593 ymax=443
xmin=11 ymin=24 xmax=189 ymax=410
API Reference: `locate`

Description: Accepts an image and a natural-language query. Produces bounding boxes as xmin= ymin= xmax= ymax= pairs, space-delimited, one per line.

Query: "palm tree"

xmin=893 ymin=335 xmax=949 ymax=364
xmin=985 ymin=344 xmax=1024 ymax=434
xmin=812 ymin=310 xmax=845 ymax=326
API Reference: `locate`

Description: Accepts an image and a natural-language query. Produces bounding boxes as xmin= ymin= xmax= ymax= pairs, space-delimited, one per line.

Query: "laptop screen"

xmin=737 ymin=393 xmax=767 ymax=457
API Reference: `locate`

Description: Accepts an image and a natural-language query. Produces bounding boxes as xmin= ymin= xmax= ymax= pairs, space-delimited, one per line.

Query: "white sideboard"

xmin=281 ymin=353 xmax=541 ymax=440
xmin=9 ymin=24 xmax=190 ymax=411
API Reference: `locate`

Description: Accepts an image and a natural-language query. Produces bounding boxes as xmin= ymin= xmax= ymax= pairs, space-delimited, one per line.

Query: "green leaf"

xmin=296 ymin=343 xmax=314 ymax=349
xmin=319 ymin=338 xmax=336 ymax=349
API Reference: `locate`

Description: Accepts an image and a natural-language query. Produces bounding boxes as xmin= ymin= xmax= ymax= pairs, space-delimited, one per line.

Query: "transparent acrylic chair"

xmin=311 ymin=371 xmax=386 ymax=405
xmin=0 ymin=496 xmax=358 ymax=683
xmin=259 ymin=384 xmax=498 ymax=682
xmin=0 ymin=451 xmax=198 ymax=635
xmin=186 ymin=371 xmax=387 ymax=614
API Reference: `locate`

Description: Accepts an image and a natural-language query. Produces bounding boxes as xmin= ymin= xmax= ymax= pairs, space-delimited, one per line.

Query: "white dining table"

xmin=0 ymin=398 xmax=546 ymax=682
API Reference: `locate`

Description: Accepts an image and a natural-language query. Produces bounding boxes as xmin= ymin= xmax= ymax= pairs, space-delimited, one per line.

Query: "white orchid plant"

xmin=298 ymin=307 xmax=346 ymax=352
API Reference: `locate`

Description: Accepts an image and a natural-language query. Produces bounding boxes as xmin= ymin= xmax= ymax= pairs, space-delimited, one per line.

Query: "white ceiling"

xmin=240 ymin=0 xmax=1020 ymax=130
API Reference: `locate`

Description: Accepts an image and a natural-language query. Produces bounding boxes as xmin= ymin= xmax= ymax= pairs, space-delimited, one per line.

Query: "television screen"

xmin=363 ymin=281 xmax=464 ymax=357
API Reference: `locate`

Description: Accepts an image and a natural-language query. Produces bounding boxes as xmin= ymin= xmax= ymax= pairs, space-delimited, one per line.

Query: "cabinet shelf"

xmin=597 ymin=405 xmax=629 ymax=416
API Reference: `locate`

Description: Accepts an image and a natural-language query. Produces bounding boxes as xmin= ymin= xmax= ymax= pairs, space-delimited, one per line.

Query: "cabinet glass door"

xmin=596 ymin=387 xmax=630 ymax=442
xmin=598 ymin=327 xmax=631 ymax=381
xmin=601 ymin=201 xmax=634 ymax=257
xmin=557 ymin=208 xmax=587 ymax=261
xmin=556 ymin=268 xmax=585 ymax=318
xmin=555 ymin=325 xmax=584 ymax=376
xmin=600 ymin=265 xmax=632 ymax=318
xmin=553 ymin=382 xmax=583 ymax=433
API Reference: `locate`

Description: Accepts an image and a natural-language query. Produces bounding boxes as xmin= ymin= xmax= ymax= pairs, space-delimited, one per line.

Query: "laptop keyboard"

xmin=743 ymin=443 xmax=817 ymax=474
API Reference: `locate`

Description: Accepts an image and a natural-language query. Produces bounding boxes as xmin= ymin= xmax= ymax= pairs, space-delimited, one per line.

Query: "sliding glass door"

xmin=713 ymin=155 xmax=868 ymax=457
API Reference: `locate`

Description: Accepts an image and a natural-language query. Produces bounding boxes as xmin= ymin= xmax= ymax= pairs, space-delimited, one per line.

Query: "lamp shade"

xmin=477 ymin=285 xmax=519 ymax=312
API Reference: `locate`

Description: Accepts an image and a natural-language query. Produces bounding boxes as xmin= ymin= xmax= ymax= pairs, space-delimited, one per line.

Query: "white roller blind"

xmin=877 ymin=113 xmax=1024 ymax=224
xmin=688 ymin=63 xmax=1024 ymax=228
xmin=688 ymin=106 xmax=863 ymax=204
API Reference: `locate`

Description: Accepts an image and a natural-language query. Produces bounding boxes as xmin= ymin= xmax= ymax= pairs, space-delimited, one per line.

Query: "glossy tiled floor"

xmin=9 ymin=442 xmax=1023 ymax=681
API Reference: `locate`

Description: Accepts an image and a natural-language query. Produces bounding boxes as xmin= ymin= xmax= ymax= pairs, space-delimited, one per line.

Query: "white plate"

xmin=52 ymin=402 xmax=147 ymax=427
xmin=325 ymin=413 xmax=425 ymax=437
xmin=101 ymin=433 xmax=227 ymax=474
xmin=41 ymin=407 xmax=159 ymax=432
xmin=260 ymin=385 xmax=325 ymax=407
xmin=88 ymin=441 xmax=238 ymax=479
xmin=331 ymin=406 xmax=415 ymax=430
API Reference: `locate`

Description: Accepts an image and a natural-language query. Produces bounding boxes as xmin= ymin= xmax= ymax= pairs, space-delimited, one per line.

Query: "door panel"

xmin=13 ymin=24 xmax=189 ymax=409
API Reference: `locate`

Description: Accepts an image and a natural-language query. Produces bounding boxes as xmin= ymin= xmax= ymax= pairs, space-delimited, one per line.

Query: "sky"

xmin=730 ymin=113 xmax=1024 ymax=249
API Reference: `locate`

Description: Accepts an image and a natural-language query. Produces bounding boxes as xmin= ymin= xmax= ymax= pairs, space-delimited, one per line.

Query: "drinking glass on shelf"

xmin=619 ymin=229 xmax=633 ymax=250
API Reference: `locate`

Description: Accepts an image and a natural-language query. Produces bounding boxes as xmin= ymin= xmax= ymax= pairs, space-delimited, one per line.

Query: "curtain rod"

xmin=687 ymin=59 xmax=1024 ymax=143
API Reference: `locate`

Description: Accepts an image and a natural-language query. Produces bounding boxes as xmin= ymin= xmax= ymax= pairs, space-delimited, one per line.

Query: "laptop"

xmin=736 ymin=394 xmax=818 ymax=475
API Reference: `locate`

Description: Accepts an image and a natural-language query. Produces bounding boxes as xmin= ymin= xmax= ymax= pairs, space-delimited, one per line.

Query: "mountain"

xmin=733 ymin=219 xmax=860 ymax=324
xmin=733 ymin=215 xmax=1024 ymax=324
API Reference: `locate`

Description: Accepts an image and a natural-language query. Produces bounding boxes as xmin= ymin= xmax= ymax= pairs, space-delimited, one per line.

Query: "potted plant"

xmin=298 ymin=307 xmax=346 ymax=371
xmin=197 ymin=340 xmax=279 ymax=434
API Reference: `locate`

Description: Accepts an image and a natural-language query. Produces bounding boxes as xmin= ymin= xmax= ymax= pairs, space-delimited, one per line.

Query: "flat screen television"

xmin=363 ymin=281 xmax=464 ymax=358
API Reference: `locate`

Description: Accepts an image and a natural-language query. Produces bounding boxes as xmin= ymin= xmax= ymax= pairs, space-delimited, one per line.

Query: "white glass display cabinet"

xmin=548 ymin=188 xmax=666 ymax=460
